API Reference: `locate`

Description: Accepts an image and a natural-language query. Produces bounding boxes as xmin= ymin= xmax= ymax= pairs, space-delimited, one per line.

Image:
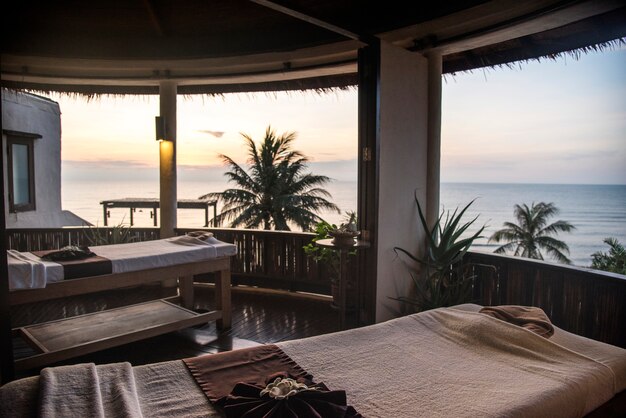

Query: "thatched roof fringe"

xmin=2 ymin=28 xmax=623 ymax=99
xmin=442 ymin=5 xmax=625 ymax=75
xmin=0 ymin=73 xmax=357 ymax=100
xmin=444 ymin=37 xmax=624 ymax=78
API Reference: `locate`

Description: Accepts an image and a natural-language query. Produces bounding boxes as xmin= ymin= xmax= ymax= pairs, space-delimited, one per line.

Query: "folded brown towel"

xmin=479 ymin=305 xmax=554 ymax=338
xmin=33 ymin=247 xmax=113 ymax=280
xmin=184 ymin=345 xmax=362 ymax=417
xmin=186 ymin=231 xmax=214 ymax=241
xmin=36 ymin=246 xmax=96 ymax=262
xmin=183 ymin=345 xmax=311 ymax=403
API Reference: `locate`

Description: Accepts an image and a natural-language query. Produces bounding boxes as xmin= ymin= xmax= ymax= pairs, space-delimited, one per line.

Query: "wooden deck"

xmin=12 ymin=286 xmax=340 ymax=378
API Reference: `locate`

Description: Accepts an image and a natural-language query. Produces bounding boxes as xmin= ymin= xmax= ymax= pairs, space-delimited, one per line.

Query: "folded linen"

xmin=6 ymin=250 xmax=63 ymax=290
xmin=184 ymin=344 xmax=361 ymax=417
xmin=38 ymin=362 xmax=143 ymax=418
xmin=479 ymin=305 xmax=555 ymax=338
xmin=183 ymin=345 xmax=312 ymax=403
xmin=37 ymin=245 xmax=97 ymax=261
xmin=166 ymin=231 xmax=216 ymax=246
xmin=186 ymin=231 xmax=214 ymax=240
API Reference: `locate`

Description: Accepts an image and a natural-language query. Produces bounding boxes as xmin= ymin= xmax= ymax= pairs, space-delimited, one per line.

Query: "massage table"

xmin=1 ymin=304 xmax=625 ymax=417
xmin=6 ymin=235 xmax=237 ymax=370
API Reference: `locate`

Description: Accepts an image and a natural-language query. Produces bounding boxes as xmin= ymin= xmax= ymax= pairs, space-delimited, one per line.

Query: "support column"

xmin=1 ymin=129 xmax=15 ymax=383
xmin=159 ymin=81 xmax=177 ymax=238
xmin=373 ymin=41 xmax=429 ymax=323
xmin=425 ymin=51 xmax=442 ymax=230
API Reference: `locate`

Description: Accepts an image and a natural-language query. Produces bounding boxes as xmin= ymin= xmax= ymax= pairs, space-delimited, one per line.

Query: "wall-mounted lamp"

xmin=155 ymin=116 xmax=167 ymax=141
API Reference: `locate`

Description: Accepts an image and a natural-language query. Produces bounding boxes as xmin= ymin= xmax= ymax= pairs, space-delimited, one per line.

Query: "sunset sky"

xmin=47 ymin=47 xmax=625 ymax=185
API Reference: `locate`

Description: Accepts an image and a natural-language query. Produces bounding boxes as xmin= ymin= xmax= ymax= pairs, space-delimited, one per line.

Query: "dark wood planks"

xmin=467 ymin=251 xmax=626 ymax=349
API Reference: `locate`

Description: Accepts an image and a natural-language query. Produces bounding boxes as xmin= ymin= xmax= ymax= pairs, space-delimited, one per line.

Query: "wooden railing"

xmin=176 ymin=228 xmax=332 ymax=295
xmin=466 ymin=251 xmax=626 ymax=348
xmin=5 ymin=227 xmax=333 ymax=296
xmin=6 ymin=227 xmax=160 ymax=251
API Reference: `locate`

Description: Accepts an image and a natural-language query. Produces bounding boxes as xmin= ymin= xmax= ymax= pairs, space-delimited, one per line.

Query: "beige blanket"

xmin=2 ymin=306 xmax=624 ymax=418
xmin=281 ymin=307 xmax=619 ymax=418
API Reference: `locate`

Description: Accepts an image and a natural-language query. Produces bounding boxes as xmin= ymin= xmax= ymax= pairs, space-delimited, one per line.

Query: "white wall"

xmin=2 ymin=90 xmax=87 ymax=227
xmin=375 ymin=41 xmax=429 ymax=322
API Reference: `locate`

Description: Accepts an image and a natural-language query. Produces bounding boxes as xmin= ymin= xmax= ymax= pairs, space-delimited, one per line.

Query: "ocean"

xmin=63 ymin=180 xmax=626 ymax=267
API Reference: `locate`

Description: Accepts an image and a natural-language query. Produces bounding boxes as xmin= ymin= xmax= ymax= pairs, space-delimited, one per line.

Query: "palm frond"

xmin=538 ymin=220 xmax=576 ymax=236
xmin=207 ymin=125 xmax=339 ymax=232
xmin=493 ymin=241 xmax=518 ymax=254
xmin=491 ymin=201 xmax=574 ymax=264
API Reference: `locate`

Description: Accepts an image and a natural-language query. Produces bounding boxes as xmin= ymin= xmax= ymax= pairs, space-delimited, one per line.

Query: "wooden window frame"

xmin=6 ymin=135 xmax=36 ymax=212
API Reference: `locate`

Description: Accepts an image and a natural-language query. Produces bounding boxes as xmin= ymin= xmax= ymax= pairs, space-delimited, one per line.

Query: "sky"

xmin=48 ymin=47 xmax=626 ymax=185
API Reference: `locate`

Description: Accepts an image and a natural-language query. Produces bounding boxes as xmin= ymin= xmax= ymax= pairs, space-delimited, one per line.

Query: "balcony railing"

xmin=6 ymin=227 xmax=625 ymax=347
xmin=467 ymin=251 xmax=626 ymax=348
xmin=177 ymin=228 xmax=332 ymax=295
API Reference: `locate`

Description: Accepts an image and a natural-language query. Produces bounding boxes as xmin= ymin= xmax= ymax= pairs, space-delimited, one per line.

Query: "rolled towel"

xmin=38 ymin=246 xmax=96 ymax=262
xmin=479 ymin=305 xmax=554 ymax=338
xmin=186 ymin=231 xmax=214 ymax=241
xmin=166 ymin=231 xmax=215 ymax=246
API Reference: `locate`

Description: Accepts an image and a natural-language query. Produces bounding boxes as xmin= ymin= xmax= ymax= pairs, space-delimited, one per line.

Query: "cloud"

xmin=197 ymin=130 xmax=225 ymax=138
xmin=63 ymin=159 xmax=153 ymax=169
xmin=178 ymin=163 xmax=224 ymax=170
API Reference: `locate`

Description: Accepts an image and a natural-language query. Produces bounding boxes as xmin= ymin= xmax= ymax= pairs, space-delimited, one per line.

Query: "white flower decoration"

xmin=260 ymin=377 xmax=314 ymax=400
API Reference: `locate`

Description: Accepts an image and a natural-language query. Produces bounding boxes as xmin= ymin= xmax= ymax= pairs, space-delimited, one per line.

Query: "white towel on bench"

xmin=6 ymin=250 xmax=63 ymax=290
xmin=38 ymin=362 xmax=143 ymax=418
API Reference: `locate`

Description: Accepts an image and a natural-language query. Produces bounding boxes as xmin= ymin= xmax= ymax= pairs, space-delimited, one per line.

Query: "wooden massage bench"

xmin=6 ymin=234 xmax=237 ymax=371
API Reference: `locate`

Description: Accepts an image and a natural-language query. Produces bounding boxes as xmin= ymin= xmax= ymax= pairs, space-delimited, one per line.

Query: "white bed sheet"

xmin=7 ymin=237 xmax=237 ymax=291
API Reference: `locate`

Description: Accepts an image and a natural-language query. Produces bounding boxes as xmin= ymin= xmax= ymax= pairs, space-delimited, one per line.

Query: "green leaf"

xmin=393 ymin=196 xmax=487 ymax=313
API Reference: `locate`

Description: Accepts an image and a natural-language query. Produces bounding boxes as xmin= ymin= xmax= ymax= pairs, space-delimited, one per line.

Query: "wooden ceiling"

xmin=2 ymin=0 xmax=485 ymax=59
xmin=1 ymin=0 xmax=624 ymax=94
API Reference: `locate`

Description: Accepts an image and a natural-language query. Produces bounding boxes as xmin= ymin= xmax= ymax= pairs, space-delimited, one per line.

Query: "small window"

xmin=7 ymin=136 xmax=36 ymax=212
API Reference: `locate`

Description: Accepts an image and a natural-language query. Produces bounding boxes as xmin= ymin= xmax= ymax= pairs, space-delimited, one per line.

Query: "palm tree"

xmin=590 ymin=238 xmax=626 ymax=275
xmin=201 ymin=126 xmax=339 ymax=231
xmin=488 ymin=202 xmax=575 ymax=264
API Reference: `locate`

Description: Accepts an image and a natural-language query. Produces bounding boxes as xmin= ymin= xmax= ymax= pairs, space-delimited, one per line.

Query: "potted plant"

xmin=304 ymin=213 xmax=358 ymax=308
xmin=328 ymin=211 xmax=359 ymax=246
xmin=393 ymin=196 xmax=488 ymax=312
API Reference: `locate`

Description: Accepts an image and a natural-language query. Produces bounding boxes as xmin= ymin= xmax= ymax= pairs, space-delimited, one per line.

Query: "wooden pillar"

xmin=425 ymin=51 xmax=442 ymax=229
xmin=215 ymin=269 xmax=232 ymax=329
xmin=159 ymin=81 xmax=177 ymax=238
xmin=359 ymin=41 xmax=429 ymax=323
xmin=357 ymin=41 xmax=381 ymax=326
xmin=178 ymin=276 xmax=194 ymax=309
xmin=1 ymin=132 xmax=15 ymax=383
xmin=102 ymin=203 xmax=109 ymax=226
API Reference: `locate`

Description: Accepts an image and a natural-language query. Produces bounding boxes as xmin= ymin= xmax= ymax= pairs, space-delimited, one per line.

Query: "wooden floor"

xmin=12 ymin=286 xmax=340 ymax=378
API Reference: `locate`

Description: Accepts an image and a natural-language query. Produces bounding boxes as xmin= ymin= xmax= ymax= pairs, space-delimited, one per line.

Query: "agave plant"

xmin=393 ymin=196 xmax=485 ymax=312
xmin=84 ymin=220 xmax=136 ymax=246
